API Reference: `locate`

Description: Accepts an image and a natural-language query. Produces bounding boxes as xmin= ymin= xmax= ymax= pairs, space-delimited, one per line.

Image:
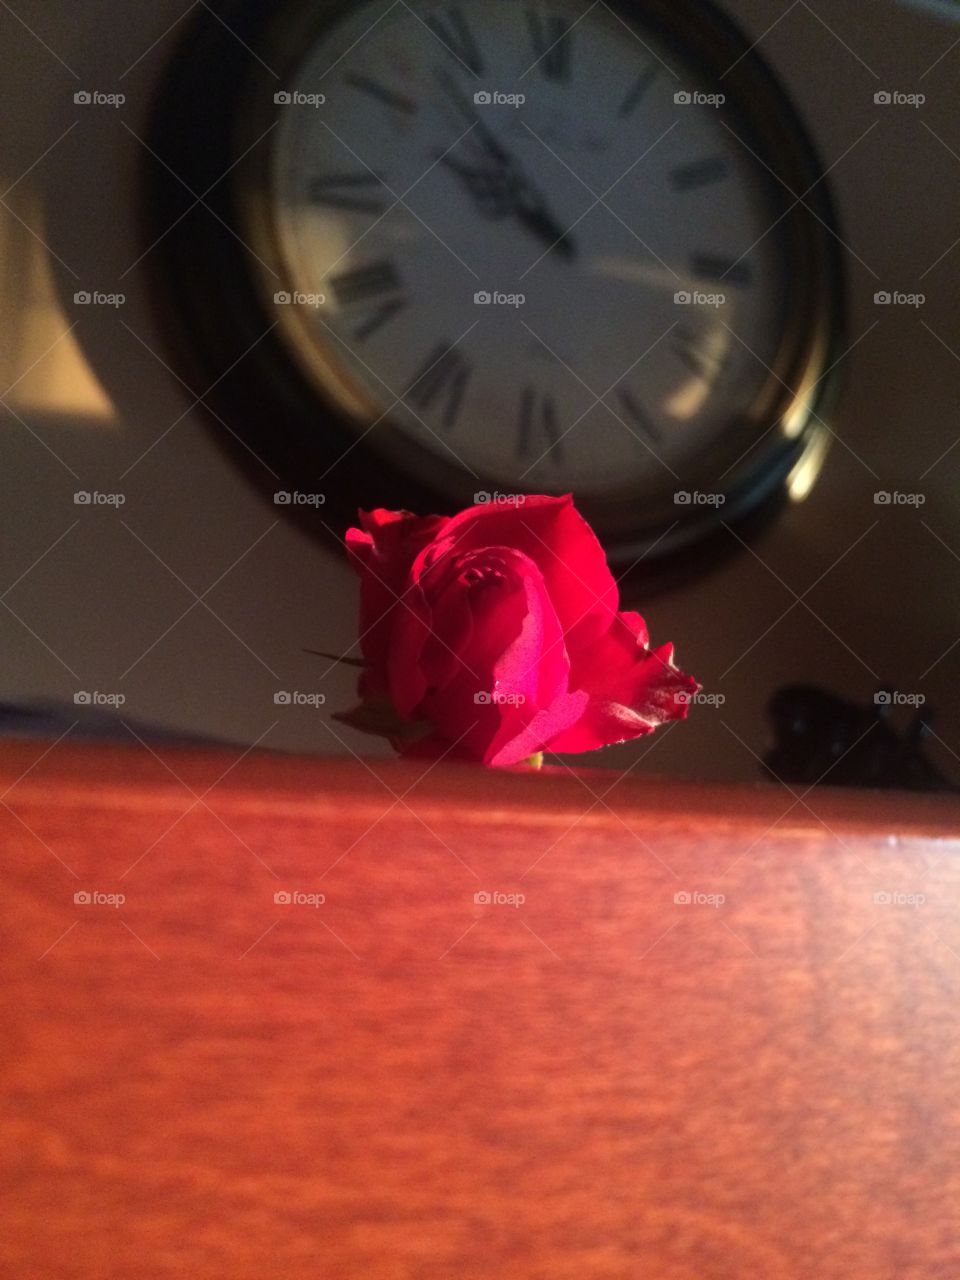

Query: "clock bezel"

xmin=144 ymin=0 xmax=845 ymax=567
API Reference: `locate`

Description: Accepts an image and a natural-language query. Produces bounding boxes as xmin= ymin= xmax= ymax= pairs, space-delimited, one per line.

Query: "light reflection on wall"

xmin=0 ymin=195 xmax=115 ymax=424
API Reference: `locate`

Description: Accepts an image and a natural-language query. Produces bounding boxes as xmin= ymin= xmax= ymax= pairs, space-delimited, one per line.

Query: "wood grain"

xmin=2 ymin=738 xmax=960 ymax=1279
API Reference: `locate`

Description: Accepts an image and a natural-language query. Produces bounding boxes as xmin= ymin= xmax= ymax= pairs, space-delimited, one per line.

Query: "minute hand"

xmin=433 ymin=66 xmax=512 ymax=165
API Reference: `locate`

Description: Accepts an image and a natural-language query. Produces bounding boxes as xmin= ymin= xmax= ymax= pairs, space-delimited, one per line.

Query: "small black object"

xmin=765 ymin=684 xmax=958 ymax=793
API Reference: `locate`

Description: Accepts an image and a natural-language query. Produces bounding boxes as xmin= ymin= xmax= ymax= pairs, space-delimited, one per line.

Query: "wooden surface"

xmin=2 ymin=738 xmax=960 ymax=1279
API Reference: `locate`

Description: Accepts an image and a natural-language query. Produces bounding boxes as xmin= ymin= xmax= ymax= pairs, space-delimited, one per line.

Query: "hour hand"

xmin=512 ymin=192 xmax=577 ymax=261
xmin=437 ymin=151 xmax=523 ymax=220
xmin=439 ymin=151 xmax=578 ymax=259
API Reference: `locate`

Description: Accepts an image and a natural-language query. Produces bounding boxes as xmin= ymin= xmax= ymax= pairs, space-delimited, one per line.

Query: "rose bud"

xmin=339 ymin=495 xmax=698 ymax=766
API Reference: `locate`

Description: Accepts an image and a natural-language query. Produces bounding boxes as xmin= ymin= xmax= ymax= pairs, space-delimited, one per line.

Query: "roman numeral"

xmin=690 ymin=253 xmax=752 ymax=287
xmin=344 ymin=73 xmax=417 ymax=117
xmin=670 ymin=156 xmax=728 ymax=191
xmin=408 ymin=342 xmax=471 ymax=429
xmin=330 ymin=260 xmax=401 ymax=305
xmin=306 ymin=172 xmax=386 ymax=213
xmin=424 ymin=6 xmax=483 ymax=76
xmin=329 ymin=260 xmax=406 ymax=340
xmin=615 ymin=389 xmax=661 ymax=443
xmin=672 ymin=326 xmax=724 ymax=381
xmin=518 ymin=387 xmax=563 ymax=461
xmin=527 ymin=10 xmax=572 ymax=81
xmin=619 ymin=63 xmax=658 ymax=117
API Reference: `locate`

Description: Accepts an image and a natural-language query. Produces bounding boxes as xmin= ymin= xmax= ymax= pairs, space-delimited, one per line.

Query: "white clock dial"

xmin=269 ymin=0 xmax=789 ymax=501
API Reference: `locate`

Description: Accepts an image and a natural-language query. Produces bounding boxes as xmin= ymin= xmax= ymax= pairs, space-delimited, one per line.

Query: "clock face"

xmin=148 ymin=0 xmax=841 ymax=563
xmin=267 ymin=0 xmax=789 ymax=504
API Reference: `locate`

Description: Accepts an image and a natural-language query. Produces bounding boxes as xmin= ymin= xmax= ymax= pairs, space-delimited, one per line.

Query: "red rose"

xmin=343 ymin=495 xmax=698 ymax=766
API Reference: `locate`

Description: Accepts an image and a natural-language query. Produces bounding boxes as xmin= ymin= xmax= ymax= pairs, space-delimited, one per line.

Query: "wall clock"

xmin=146 ymin=0 xmax=844 ymax=574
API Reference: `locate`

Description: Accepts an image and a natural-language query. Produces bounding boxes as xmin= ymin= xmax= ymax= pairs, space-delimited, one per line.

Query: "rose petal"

xmin=486 ymin=689 xmax=590 ymax=766
xmin=413 ymin=495 xmax=618 ymax=651
xmin=416 ymin=547 xmax=573 ymax=763
xmin=346 ymin=509 xmax=447 ymax=694
xmin=547 ymin=614 xmax=698 ymax=754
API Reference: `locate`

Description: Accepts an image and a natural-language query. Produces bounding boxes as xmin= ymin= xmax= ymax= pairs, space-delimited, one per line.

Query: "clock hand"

xmin=511 ymin=189 xmax=577 ymax=261
xmin=433 ymin=69 xmax=577 ymax=259
xmin=433 ymin=66 xmax=511 ymax=165
xmin=438 ymin=152 xmax=524 ymax=219
xmin=438 ymin=152 xmax=576 ymax=259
